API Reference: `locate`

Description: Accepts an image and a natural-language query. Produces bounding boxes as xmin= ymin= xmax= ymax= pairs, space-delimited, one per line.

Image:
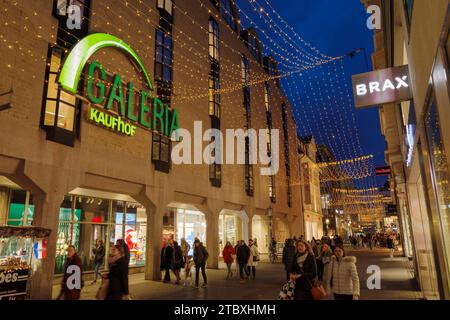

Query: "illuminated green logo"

xmin=58 ymin=33 xmax=178 ymax=137
xmin=59 ymin=33 xmax=153 ymax=93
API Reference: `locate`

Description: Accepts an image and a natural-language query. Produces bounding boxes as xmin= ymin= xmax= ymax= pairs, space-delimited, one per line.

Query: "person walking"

xmin=106 ymin=244 xmax=130 ymax=300
xmin=172 ymin=241 xmax=184 ymax=285
xmin=160 ymin=240 xmax=173 ymax=283
xmin=236 ymin=240 xmax=250 ymax=283
xmin=326 ymin=246 xmax=360 ymax=300
xmin=58 ymin=245 xmax=83 ymax=300
xmin=386 ymin=234 xmax=394 ymax=259
xmin=116 ymin=239 xmax=130 ymax=265
xmin=222 ymin=241 xmax=236 ymax=280
xmin=318 ymin=243 xmax=333 ymax=292
xmin=282 ymin=238 xmax=296 ymax=282
xmin=247 ymin=239 xmax=259 ymax=280
xmin=290 ymin=239 xmax=317 ymax=300
xmin=180 ymin=238 xmax=191 ymax=265
xmin=92 ymin=239 xmax=105 ymax=284
xmin=193 ymin=239 xmax=209 ymax=288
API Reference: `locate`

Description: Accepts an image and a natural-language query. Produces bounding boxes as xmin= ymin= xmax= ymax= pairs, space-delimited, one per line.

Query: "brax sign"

xmin=351 ymin=65 xmax=412 ymax=109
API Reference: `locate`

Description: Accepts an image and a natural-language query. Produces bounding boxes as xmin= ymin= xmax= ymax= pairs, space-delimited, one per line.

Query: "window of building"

xmin=424 ymin=94 xmax=450 ymax=281
xmin=209 ymin=18 xmax=220 ymax=61
xmin=153 ymin=28 xmax=173 ymax=173
xmin=281 ymin=103 xmax=291 ymax=207
xmin=249 ymin=35 xmax=261 ymax=63
xmin=155 ymin=29 xmax=173 ymax=84
xmin=53 ymin=0 xmax=90 ymax=46
xmin=209 ymin=62 xmax=221 ymax=118
xmin=269 ymin=175 xmax=276 ymax=203
xmin=209 ymin=0 xmax=220 ymax=10
xmin=157 ymin=0 xmax=173 ymax=15
xmin=40 ymin=45 xmax=79 ymax=147
xmin=221 ymin=0 xmax=237 ymax=32
xmin=287 ymin=178 xmax=292 ymax=208
xmin=241 ymin=56 xmax=253 ymax=196
xmin=264 ymin=57 xmax=280 ymax=87
xmin=302 ymin=163 xmax=311 ymax=205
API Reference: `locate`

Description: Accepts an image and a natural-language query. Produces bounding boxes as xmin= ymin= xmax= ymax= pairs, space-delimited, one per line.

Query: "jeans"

xmin=195 ymin=263 xmax=207 ymax=287
xmin=226 ymin=263 xmax=233 ymax=279
xmin=238 ymin=263 xmax=249 ymax=280
xmin=247 ymin=266 xmax=256 ymax=278
xmin=94 ymin=262 xmax=102 ymax=280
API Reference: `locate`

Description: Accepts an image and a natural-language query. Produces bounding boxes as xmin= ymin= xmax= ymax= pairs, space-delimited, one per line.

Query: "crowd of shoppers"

xmin=280 ymin=235 xmax=360 ymax=301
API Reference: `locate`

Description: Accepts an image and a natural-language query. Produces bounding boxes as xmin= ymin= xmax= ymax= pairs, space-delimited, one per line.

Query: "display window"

xmin=54 ymin=195 xmax=147 ymax=274
xmin=218 ymin=214 xmax=243 ymax=254
xmin=424 ymin=95 xmax=450 ymax=280
xmin=7 ymin=190 xmax=34 ymax=226
xmin=163 ymin=207 xmax=206 ymax=254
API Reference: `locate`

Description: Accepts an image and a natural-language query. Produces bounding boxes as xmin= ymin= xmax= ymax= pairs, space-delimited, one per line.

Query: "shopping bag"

xmin=95 ymin=278 xmax=109 ymax=300
xmin=278 ymin=280 xmax=296 ymax=300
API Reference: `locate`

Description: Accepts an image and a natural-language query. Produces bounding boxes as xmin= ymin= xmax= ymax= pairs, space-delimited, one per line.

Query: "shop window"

xmin=175 ymin=208 xmax=206 ymax=249
xmin=55 ymin=196 xmax=147 ymax=274
xmin=40 ymin=45 xmax=80 ymax=147
xmin=424 ymin=95 xmax=450 ymax=279
xmin=7 ymin=190 xmax=34 ymax=226
xmin=221 ymin=0 xmax=238 ymax=32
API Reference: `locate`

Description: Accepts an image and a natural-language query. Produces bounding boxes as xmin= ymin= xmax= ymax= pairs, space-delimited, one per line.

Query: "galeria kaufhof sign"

xmin=58 ymin=33 xmax=179 ymax=137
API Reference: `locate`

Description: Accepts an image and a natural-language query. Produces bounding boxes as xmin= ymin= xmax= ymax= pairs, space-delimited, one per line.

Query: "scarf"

xmin=296 ymin=252 xmax=308 ymax=268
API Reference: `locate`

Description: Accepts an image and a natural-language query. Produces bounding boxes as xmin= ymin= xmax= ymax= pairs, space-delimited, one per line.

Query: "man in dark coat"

xmin=106 ymin=245 xmax=129 ymax=300
xmin=193 ymin=239 xmax=209 ymax=288
xmin=236 ymin=240 xmax=251 ymax=283
xmin=282 ymin=239 xmax=296 ymax=281
xmin=160 ymin=241 xmax=174 ymax=283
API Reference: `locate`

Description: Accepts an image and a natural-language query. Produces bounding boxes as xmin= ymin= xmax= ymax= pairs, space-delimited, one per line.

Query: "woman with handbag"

xmin=290 ymin=239 xmax=317 ymax=300
xmin=105 ymin=244 xmax=130 ymax=300
xmin=327 ymin=245 xmax=360 ymax=300
xmin=247 ymin=239 xmax=259 ymax=280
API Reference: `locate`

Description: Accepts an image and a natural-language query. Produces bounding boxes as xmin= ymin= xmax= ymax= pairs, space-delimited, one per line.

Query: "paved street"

xmin=52 ymin=247 xmax=422 ymax=300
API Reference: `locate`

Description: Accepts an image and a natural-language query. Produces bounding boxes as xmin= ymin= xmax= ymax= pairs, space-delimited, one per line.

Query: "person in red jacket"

xmin=222 ymin=241 xmax=236 ymax=280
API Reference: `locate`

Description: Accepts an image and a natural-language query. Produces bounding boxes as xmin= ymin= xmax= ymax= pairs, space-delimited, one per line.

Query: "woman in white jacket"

xmin=327 ymin=245 xmax=360 ymax=300
xmin=247 ymin=239 xmax=259 ymax=280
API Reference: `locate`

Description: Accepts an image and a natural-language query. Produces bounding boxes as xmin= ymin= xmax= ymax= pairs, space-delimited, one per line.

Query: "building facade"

xmin=0 ymin=0 xmax=303 ymax=299
xmin=298 ymin=136 xmax=323 ymax=240
xmin=364 ymin=0 xmax=450 ymax=299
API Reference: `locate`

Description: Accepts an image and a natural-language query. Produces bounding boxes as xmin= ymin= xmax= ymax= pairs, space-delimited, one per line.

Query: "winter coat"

xmin=247 ymin=245 xmax=259 ymax=267
xmin=60 ymin=254 xmax=83 ymax=300
xmin=172 ymin=244 xmax=184 ymax=270
xmin=327 ymin=256 xmax=360 ymax=296
xmin=122 ymin=243 xmax=130 ymax=266
xmin=222 ymin=245 xmax=236 ymax=264
xmin=319 ymin=251 xmax=333 ymax=289
xmin=93 ymin=245 xmax=105 ymax=264
xmin=291 ymin=252 xmax=317 ymax=296
xmin=106 ymin=256 xmax=129 ymax=300
xmin=386 ymin=237 xmax=394 ymax=249
xmin=282 ymin=244 xmax=296 ymax=272
xmin=236 ymin=244 xmax=250 ymax=265
xmin=160 ymin=245 xmax=173 ymax=270
xmin=193 ymin=244 xmax=209 ymax=265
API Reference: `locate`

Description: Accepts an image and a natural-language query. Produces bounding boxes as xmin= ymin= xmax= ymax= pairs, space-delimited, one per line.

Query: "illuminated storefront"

xmin=163 ymin=206 xmax=206 ymax=250
xmin=218 ymin=210 xmax=246 ymax=254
